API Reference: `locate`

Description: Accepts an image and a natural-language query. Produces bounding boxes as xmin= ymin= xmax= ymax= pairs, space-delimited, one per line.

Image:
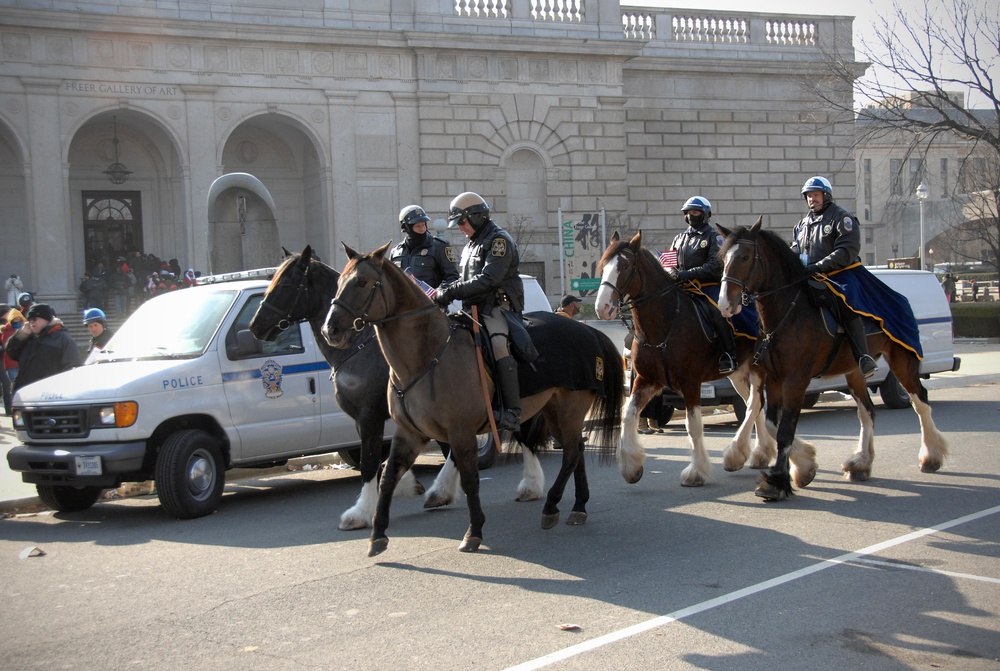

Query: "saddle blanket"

xmin=519 ymin=311 xmax=611 ymax=398
xmin=687 ymin=281 xmax=759 ymax=340
xmin=820 ymin=263 xmax=923 ymax=358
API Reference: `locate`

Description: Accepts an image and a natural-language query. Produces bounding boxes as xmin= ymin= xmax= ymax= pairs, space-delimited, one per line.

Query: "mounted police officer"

xmin=665 ymin=196 xmax=737 ymax=375
xmin=792 ymin=176 xmax=878 ymax=378
xmin=433 ymin=192 xmax=524 ymax=431
xmin=389 ymin=205 xmax=459 ymax=290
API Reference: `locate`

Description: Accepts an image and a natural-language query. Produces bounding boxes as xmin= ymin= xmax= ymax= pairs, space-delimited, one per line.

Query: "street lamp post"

xmin=916 ymin=182 xmax=929 ymax=270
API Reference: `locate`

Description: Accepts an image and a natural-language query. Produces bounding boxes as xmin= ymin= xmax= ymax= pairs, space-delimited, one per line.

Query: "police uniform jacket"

xmin=449 ymin=220 xmax=524 ymax=315
xmin=791 ymin=201 xmax=861 ymax=274
xmin=669 ymin=222 xmax=724 ymax=283
xmin=388 ymin=236 xmax=459 ymax=289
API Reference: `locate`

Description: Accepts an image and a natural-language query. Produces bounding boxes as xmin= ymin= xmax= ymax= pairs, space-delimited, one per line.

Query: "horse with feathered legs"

xmin=717 ymin=218 xmax=948 ymax=501
xmin=249 ymin=245 xmax=499 ymax=530
xmin=595 ymin=231 xmax=784 ymax=487
xmin=322 ymin=242 xmax=624 ymax=555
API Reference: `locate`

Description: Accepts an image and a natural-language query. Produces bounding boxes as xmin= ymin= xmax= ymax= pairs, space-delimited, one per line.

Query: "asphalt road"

xmin=1 ymin=357 xmax=998 ymax=670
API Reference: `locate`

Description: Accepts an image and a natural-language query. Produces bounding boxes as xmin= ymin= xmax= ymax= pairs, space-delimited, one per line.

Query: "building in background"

xmin=0 ymin=1 xmax=861 ymax=315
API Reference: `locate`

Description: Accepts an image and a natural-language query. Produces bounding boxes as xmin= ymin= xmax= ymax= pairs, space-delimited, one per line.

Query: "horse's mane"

xmin=720 ymin=225 xmax=809 ymax=281
xmin=343 ymin=246 xmax=435 ymax=307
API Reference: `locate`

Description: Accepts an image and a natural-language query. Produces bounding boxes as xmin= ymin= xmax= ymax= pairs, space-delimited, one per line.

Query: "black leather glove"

xmin=433 ymin=286 xmax=453 ymax=306
xmin=805 ymin=264 xmax=819 ymax=275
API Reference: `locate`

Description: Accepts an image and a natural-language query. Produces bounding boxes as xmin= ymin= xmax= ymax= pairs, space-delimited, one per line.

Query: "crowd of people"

xmin=78 ymin=251 xmax=202 ymax=318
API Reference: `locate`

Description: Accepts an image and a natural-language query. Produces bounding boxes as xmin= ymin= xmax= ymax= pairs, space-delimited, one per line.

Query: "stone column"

xmin=181 ymin=85 xmax=220 ymax=274
xmin=326 ymin=91 xmax=359 ymax=267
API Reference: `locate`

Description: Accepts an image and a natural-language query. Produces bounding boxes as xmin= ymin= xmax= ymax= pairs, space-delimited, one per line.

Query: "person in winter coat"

xmin=83 ymin=308 xmax=114 ymax=363
xmin=11 ymin=303 xmax=79 ymax=394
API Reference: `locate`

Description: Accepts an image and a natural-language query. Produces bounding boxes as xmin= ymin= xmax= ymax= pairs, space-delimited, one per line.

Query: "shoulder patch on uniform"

xmin=842 ymin=217 xmax=853 ymax=232
xmin=445 ymin=246 xmax=457 ymax=263
xmin=715 ymin=234 xmax=724 ymax=246
xmin=491 ymin=238 xmax=507 ymax=257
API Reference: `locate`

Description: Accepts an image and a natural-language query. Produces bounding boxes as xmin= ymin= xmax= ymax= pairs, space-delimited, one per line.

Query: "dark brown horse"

xmin=594 ymin=231 xmax=779 ymax=487
xmin=322 ymin=242 xmax=625 ymax=556
xmin=717 ymin=218 xmax=948 ymax=500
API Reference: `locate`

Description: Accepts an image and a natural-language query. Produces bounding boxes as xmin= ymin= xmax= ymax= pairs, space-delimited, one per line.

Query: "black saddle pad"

xmin=519 ymin=311 xmax=610 ymax=398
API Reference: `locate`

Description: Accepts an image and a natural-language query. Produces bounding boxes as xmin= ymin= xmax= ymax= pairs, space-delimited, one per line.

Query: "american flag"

xmin=405 ymin=270 xmax=437 ymax=299
xmin=659 ymin=249 xmax=678 ymax=269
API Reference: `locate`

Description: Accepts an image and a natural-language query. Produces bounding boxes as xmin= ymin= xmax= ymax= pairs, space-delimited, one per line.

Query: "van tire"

xmin=803 ymin=393 xmax=820 ymax=409
xmin=155 ymin=429 xmax=225 ymax=519
xmin=339 ymin=440 xmax=391 ymax=469
xmin=732 ymin=395 xmax=747 ymax=424
xmin=36 ymin=484 xmax=103 ymax=513
xmin=879 ymin=371 xmax=912 ymax=409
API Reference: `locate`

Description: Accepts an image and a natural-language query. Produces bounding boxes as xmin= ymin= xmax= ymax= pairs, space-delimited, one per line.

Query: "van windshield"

xmin=90 ymin=289 xmax=238 ymax=361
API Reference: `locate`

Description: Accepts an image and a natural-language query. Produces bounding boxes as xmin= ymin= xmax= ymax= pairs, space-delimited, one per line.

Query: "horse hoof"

xmin=566 ymin=511 xmax=587 ymax=526
xmin=423 ymin=493 xmax=452 ymax=509
xmin=623 ymin=467 xmax=643 ymax=484
xmin=845 ymin=469 xmax=870 ymax=482
xmin=338 ymin=518 xmax=368 ymax=531
xmin=794 ymin=467 xmax=817 ymax=488
xmin=413 ymin=481 xmax=426 ymax=496
xmin=920 ymin=460 xmax=942 ymax=474
xmin=541 ymin=512 xmax=560 ymax=530
xmin=754 ymin=484 xmax=789 ymax=501
xmin=459 ymin=535 xmax=482 ymax=552
xmin=368 ymin=537 xmax=389 ymax=557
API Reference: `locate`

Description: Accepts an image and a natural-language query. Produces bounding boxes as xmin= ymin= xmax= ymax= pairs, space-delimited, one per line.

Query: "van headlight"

xmin=96 ymin=402 xmax=139 ymax=428
xmin=11 ymin=409 xmax=25 ymax=429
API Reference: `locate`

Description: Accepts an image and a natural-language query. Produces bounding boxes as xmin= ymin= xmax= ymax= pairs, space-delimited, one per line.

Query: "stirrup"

xmin=859 ymin=355 xmax=878 ymax=379
xmin=494 ymin=409 xmax=520 ymax=431
xmin=718 ymin=353 xmax=737 ymax=375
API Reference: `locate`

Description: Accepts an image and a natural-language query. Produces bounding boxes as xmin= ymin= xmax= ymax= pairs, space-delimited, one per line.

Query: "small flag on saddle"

xmin=659 ymin=249 xmax=678 ymax=269
xmin=405 ymin=270 xmax=437 ymax=299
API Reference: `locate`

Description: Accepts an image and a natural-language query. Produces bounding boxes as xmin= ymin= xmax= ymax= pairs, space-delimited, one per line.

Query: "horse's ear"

xmin=629 ymin=230 xmax=642 ymax=249
xmin=716 ymin=223 xmax=732 ymax=238
xmin=611 ymin=230 xmax=620 ymax=243
xmin=750 ymin=216 xmax=763 ymax=234
xmin=342 ymin=242 xmax=360 ymax=260
xmin=371 ymin=241 xmax=392 ymax=260
xmin=300 ymin=245 xmax=313 ymax=264
xmin=282 ymin=246 xmax=293 ymax=257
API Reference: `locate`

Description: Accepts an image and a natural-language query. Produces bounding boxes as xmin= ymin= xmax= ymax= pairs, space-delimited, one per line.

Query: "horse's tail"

xmin=589 ymin=329 xmax=626 ymax=463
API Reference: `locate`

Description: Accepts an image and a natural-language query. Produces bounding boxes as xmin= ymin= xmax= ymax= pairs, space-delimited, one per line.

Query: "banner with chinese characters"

xmin=561 ymin=211 xmax=604 ymax=296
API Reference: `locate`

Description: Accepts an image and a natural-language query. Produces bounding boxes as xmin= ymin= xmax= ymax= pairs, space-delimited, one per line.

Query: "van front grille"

xmin=24 ymin=409 xmax=90 ymax=438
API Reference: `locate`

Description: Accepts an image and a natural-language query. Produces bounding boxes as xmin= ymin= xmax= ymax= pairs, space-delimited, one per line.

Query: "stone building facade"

xmin=0 ymin=0 xmax=859 ymax=315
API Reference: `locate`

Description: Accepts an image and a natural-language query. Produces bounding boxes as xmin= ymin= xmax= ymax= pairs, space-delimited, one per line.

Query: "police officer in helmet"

xmin=665 ymin=196 xmax=738 ymax=375
xmin=389 ymin=205 xmax=459 ymax=290
xmin=433 ymin=192 xmax=524 ymax=431
xmin=792 ymin=176 xmax=878 ymax=378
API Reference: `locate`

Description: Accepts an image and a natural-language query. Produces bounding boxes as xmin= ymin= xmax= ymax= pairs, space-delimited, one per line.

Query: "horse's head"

xmin=249 ymin=245 xmax=332 ymax=341
xmin=717 ymin=216 xmax=763 ymax=318
xmin=322 ymin=241 xmax=393 ymax=348
xmin=595 ymin=230 xmax=671 ymax=320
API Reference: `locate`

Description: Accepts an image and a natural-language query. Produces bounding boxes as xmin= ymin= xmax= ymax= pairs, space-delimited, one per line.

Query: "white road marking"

xmin=504 ymin=504 xmax=1000 ymax=671
xmin=851 ymin=558 xmax=1000 ymax=584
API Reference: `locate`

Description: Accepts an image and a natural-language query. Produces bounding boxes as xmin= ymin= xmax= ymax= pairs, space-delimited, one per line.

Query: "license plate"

xmin=75 ymin=455 xmax=102 ymax=476
xmin=700 ymin=384 xmax=716 ymax=400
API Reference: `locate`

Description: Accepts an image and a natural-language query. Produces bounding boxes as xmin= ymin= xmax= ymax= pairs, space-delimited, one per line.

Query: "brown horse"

xmin=717 ymin=218 xmax=948 ymax=500
xmin=322 ymin=242 xmax=624 ymax=556
xmin=594 ymin=231 xmax=779 ymax=487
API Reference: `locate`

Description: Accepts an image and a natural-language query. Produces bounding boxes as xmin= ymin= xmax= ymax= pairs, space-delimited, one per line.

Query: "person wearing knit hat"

xmin=11 ymin=302 xmax=79 ymax=394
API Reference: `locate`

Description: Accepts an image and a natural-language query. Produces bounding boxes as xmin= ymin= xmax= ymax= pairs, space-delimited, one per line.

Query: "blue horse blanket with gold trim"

xmin=820 ymin=263 xmax=922 ymax=359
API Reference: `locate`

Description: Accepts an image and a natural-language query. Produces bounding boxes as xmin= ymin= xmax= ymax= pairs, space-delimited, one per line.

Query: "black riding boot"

xmin=494 ymin=355 xmax=521 ymax=431
xmin=845 ymin=315 xmax=878 ymax=379
xmin=717 ymin=319 xmax=738 ymax=375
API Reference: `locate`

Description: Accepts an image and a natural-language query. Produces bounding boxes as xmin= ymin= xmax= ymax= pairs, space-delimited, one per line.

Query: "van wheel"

xmin=155 ymin=429 xmax=225 ymax=519
xmin=732 ymin=395 xmax=747 ymax=423
xmin=339 ymin=440 xmax=391 ymax=469
xmin=879 ymin=372 xmax=912 ymax=409
xmin=655 ymin=405 xmax=676 ymax=425
xmin=476 ymin=433 xmax=501 ymax=470
xmin=802 ymin=393 xmax=820 ymax=409
xmin=36 ymin=484 xmax=103 ymax=513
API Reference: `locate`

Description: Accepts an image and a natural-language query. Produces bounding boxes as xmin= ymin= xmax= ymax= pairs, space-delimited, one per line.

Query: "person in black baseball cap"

xmin=555 ymin=294 xmax=582 ymax=319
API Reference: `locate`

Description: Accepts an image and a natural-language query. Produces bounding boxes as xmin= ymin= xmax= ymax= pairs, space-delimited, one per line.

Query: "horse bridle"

xmin=256 ymin=261 xmax=311 ymax=332
xmin=720 ymin=237 xmax=763 ymax=307
xmin=601 ymin=247 xmax=679 ymax=313
xmin=331 ymin=259 xmax=438 ymax=332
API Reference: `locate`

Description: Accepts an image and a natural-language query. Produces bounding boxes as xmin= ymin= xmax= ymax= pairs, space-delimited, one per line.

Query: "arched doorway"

xmin=82 ymin=191 xmax=143 ymax=274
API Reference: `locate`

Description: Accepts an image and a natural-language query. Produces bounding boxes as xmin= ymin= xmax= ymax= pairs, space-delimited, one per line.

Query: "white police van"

xmin=7 ymin=269 xmax=553 ymax=518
